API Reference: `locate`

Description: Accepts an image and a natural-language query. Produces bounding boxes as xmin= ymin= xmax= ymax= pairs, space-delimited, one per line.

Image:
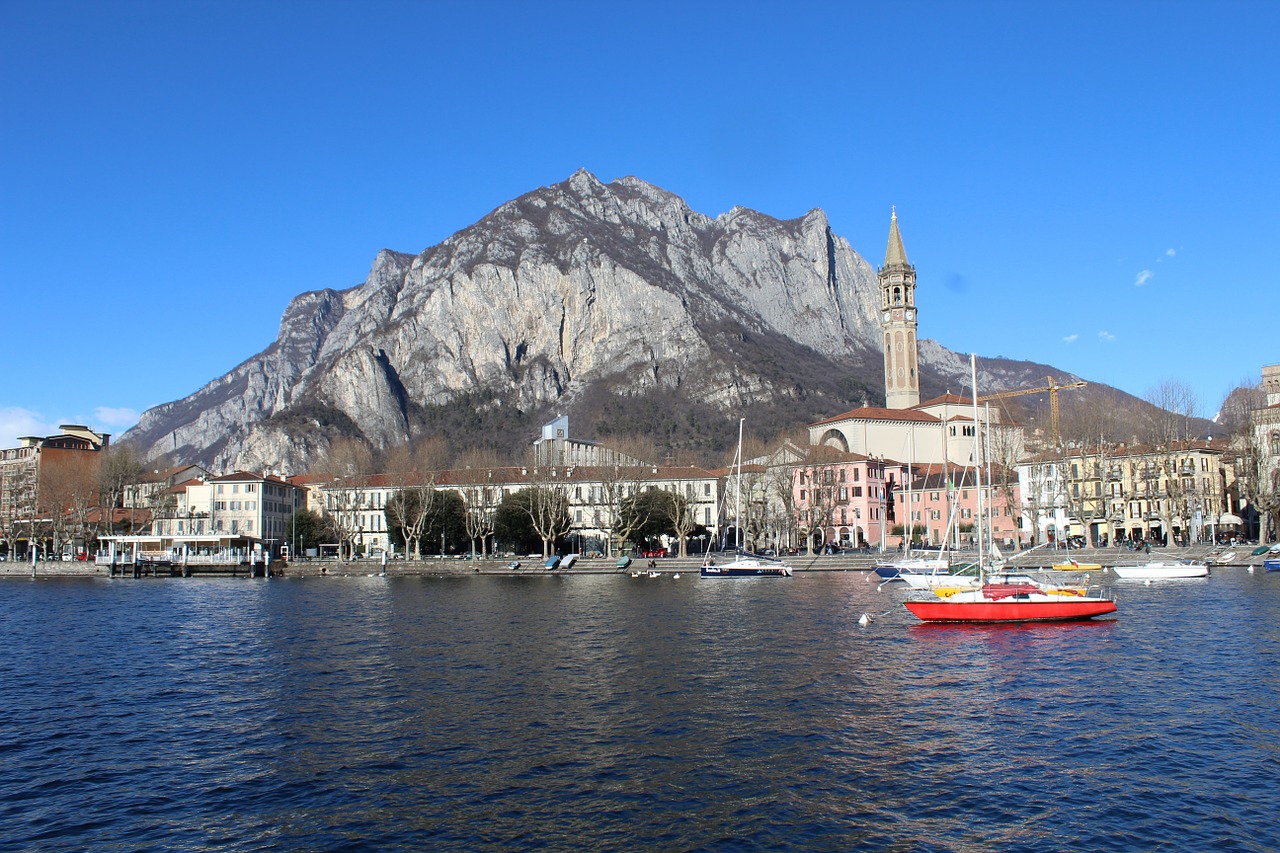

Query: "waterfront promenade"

xmin=0 ymin=542 xmax=1246 ymax=578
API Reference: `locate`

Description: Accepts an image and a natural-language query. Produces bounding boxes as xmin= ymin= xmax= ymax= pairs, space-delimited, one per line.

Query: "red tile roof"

xmin=810 ymin=407 xmax=941 ymax=427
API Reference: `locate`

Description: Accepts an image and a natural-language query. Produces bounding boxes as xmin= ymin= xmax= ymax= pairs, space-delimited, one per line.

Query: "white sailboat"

xmin=701 ymin=418 xmax=792 ymax=578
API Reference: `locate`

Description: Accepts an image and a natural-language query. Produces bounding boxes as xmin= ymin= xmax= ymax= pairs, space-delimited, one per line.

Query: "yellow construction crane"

xmin=978 ymin=376 xmax=1087 ymax=445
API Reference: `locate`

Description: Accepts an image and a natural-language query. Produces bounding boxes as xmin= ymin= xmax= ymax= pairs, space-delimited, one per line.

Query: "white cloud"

xmin=93 ymin=406 xmax=140 ymax=428
xmin=1134 ymin=269 xmax=1154 ymax=287
xmin=1063 ymin=334 xmax=1079 ymax=344
xmin=1098 ymin=331 xmax=1116 ymax=342
xmin=1165 ymin=248 xmax=1176 ymax=257
xmin=0 ymin=407 xmax=55 ymax=449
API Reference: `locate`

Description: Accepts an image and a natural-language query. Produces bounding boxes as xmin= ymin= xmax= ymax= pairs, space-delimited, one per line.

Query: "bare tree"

xmin=383 ymin=438 xmax=447 ymax=559
xmin=661 ymin=484 xmax=699 ymax=557
xmin=767 ymin=464 xmax=799 ymax=553
xmin=96 ymin=444 xmax=144 ymax=536
xmin=317 ymin=438 xmax=376 ymax=559
xmin=1222 ymin=380 xmax=1280 ymax=541
xmin=521 ymin=476 xmax=571 ymax=558
xmin=1143 ymin=381 xmax=1201 ymax=543
xmin=596 ymin=464 xmax=651 ymax=557
xmin=40 ymin=461 xmax=99 ymax=557
xmin=458 ymin=477 xmax=497 ymax=558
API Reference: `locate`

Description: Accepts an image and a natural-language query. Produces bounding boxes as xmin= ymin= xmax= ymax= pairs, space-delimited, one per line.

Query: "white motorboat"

xmin=1110 ymin=560 xmax=1209 ymax=579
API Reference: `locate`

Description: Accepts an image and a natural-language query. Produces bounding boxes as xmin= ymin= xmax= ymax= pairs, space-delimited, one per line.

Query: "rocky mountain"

xmin=123 ymin=170 xmax=1099 ymax=471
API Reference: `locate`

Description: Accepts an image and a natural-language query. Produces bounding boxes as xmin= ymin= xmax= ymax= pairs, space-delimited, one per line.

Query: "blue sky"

xmin=2 ymin=0 xmax=1277 ymax=448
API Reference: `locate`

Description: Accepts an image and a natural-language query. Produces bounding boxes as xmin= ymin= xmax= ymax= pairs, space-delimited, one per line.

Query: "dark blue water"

xmin=2 ymin=570 xmax=1277 ymax=852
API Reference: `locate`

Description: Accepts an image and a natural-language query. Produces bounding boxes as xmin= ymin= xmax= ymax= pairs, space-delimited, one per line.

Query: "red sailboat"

xmin=903 ymin=356 xmax=1117 ymax=625
xmin=904 ymin=574 xmax=1117 ymax=623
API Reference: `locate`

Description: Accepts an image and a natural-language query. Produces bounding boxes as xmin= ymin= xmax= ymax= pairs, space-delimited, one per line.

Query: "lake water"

xmin=2 ymin=569 xmax=1277 ymax=852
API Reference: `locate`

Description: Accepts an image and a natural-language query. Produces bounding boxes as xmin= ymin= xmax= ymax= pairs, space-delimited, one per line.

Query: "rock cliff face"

xmin=123 ymin=171 xmax=1078 ymax=471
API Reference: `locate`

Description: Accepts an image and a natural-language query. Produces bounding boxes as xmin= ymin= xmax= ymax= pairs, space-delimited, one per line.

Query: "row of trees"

xmin=301 ymin=479 xmax=711 ymax=561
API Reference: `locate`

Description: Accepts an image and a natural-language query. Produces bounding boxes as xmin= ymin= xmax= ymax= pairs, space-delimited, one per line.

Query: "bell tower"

xmin=879 ymin=208 xmax=920 ymax=409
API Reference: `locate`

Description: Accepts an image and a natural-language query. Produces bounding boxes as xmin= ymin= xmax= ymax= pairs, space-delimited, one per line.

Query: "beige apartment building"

xmin=1018 ymin=441 xmax=1234 ymax=546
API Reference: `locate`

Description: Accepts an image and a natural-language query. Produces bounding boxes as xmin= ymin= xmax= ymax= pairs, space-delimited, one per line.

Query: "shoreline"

xmin=0 ymin=543 xmax=1251 ymax=579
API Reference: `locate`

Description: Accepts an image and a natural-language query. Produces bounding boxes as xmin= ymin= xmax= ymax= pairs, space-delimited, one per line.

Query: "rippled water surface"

xmin=2 ymin=570 xmax=1278 ymax=851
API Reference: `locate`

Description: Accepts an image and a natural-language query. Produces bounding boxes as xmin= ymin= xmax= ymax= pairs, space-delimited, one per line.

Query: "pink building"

xmin=895 ymin=464 xmax=1023 ymax=549
xmin=792 ymin=450 xmax=899 ymax=551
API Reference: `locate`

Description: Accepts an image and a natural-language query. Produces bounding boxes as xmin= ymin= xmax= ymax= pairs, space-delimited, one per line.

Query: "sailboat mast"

xmin=907 ymin=431 xmax=914 ymax=553
xmin=735 ymin=417 xmax=744 ymax=551
xmin=970 ymin=354 xmax=985 ymax=582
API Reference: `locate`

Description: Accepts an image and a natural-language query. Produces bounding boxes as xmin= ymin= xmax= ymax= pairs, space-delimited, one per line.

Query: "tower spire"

xmin=884 ymin=206 xmax=909 ymax=267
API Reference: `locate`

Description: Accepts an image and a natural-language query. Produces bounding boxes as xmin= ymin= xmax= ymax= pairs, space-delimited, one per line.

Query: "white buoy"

xmin=1247 ymin=565 xmax=1255 ymax=573
xmin=672 ymin=573 xmax=680 ymax=579
xmin=858 ymin=613 xmax=871 ymax=626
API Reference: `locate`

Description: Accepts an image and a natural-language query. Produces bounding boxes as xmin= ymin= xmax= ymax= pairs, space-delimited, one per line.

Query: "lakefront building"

xmin=0 ymin=425 xmax=110 ymax=558
xmin=150 ymin=471 xmax=305 ymax=556
xmin=1017 ymin=441 xmax=1231 ymax=547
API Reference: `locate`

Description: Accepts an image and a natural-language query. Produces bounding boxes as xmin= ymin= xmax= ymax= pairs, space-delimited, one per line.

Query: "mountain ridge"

xmin=123 ymin=171 xmax=1116 ymax=470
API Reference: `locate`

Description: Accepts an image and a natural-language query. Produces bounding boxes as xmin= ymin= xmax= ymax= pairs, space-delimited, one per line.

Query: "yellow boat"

xmin=1052 ymin=559 xmax=1102 ymax=572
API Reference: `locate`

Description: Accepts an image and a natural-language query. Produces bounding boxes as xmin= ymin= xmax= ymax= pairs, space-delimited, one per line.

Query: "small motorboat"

xmin=1051 ymin=559 xmax=1102 ymax=572
xmin=1110 ymin=560 xmax=1209 ymax=579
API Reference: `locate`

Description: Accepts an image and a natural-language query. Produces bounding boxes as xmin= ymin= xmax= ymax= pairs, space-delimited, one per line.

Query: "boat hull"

xmin=700 ymin=565 xmax=791 ymax=578
xmin=905 ymin=597 xmax=1117 ymax=623
xmin=1052 ymin=562 xmax=1102 ymax=572
xmin=1263 ymin=559 xmax=1280 ymax=572
xmin=1111 ymin=563 xmax=1208 ymax=579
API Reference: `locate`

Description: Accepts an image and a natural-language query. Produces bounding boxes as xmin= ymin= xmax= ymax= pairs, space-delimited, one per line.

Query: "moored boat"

xmin=900 ymin=356 xmax=1117 ymax=625
xmin=873 ymin=556 xmax=950 ymax=581
xmin=701 ymin=551 xmax=793 ymax=578
xmin=1260 ymin=558 xmax=1279 ymax=572
xmin=700 ymin=418 xmax=792 ymax=580
xmin=906 ymin=579 xmax=1117 ymax=622
xmin=1110 ymin=560 xmax=1209 ymax=579
xmin=1052 ymin=558 xmax=1102 ymax=572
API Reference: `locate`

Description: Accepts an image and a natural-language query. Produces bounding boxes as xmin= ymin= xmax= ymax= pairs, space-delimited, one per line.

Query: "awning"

xmin=1219 ymin=513 xmax=1244 ymax=525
